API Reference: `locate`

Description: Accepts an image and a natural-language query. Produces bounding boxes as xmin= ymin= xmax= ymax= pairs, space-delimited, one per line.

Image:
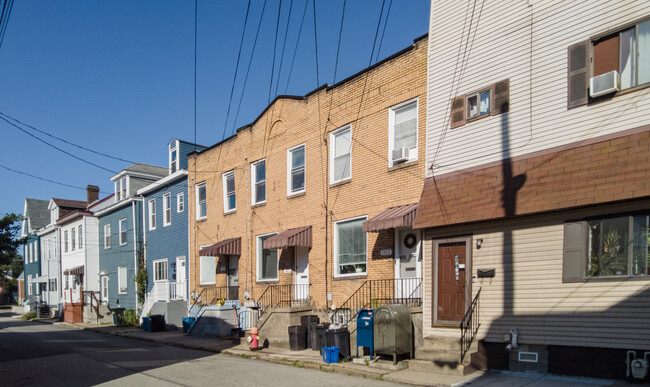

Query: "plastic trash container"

xmin=322 ymin=346 xmax=339 ymax=364
xmin=142 ymin=316 xmax=151 ymax=332
xmin=150 ymin=314 xmax=165 ymax=332
xmin=288 ymin=325 xmax=308 ymax=351
xmin=313 ymin=323 xmax=330 ymax=353
xmin=182 ymin=317 xmax=195 ymax=333
xmin=327 ymin=327 xmax=350 ymax=359
xmin=300 ymin=315 xmax=319 ymax=326
xmin=112 ymin=307 xmax=125 ymax=326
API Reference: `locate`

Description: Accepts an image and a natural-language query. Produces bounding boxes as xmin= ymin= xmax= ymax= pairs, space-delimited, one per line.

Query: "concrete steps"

xmin=410 ymin=335 xmax=479 ymax=376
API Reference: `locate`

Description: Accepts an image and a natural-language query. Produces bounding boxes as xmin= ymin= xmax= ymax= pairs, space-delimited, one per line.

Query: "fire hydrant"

xmin=247 ymin=326 xmax=259 ymax=350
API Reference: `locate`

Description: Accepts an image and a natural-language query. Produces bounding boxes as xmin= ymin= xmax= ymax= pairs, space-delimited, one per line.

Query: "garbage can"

xmin=313 ymin=323 xmax=330 ymax=353
xmin=182 ymin=317 xmax=195 ymax=333
xmin=322 ymin=346 xmax=339 ymax=364
xmin=326 ymin=327 xmax=350 ymax=359
xmin=357 ymin=309 xmax=374 ymax=359
xmin=142 ymin=316 xmax=151 ymax=332
xmin=112 ymin=307 xmax=125 ymax=326
xmin=300 ymin=315 xmax=319 ymax=326
xmin=374 ymin=304 xmax=413 ymax=365
xmin=288 ymin=325 xmax=308 ymax=351
xmin=306 ymin=323 xmax=316 ymax=349
xmin=150 ymin=314 xmax=165 ymax=332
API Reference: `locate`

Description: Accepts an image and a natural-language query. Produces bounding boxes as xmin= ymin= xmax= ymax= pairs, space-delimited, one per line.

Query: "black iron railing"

xmin=193 ymin=286 xmax=239 ymax=306
xmin=460 ymin=287 xmax=481 ymax=363
xmin=330 ymin=278 xmax=422 ymax=325
xmin=256 ymin=284 xmax=309 ymax=315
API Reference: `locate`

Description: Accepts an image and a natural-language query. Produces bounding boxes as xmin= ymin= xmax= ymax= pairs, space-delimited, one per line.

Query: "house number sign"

xmin=454 ymin=255 xmax=460 ymax=281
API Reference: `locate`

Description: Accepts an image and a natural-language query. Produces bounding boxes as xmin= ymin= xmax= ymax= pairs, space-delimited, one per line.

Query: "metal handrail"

xmin=82 ymin=291 xmax=100 ymax=320
xmin=460 ymin=287 xmax=481 ymax=363
xmin=256 ymin=284 xmax=309 ymax=315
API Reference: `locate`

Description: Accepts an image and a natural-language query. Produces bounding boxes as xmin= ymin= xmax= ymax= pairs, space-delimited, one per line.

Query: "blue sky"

xmin=0 ymin=0 xmax=429 ymax=218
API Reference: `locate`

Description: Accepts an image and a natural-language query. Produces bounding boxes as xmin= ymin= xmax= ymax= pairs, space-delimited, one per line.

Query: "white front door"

xmin=395 ymin=229 xmax=421 ymax=300
xmin=295 ymin=247 xmax=309 ymax=302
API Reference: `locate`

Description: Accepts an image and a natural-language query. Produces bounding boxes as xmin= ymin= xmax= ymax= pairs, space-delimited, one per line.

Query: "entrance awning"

xmin=263 ymin=226 xmax=312 ymax=249
xmin=64 ymin=265 xmax=84 ymax=275
xmin=362 ymin=203 xmax=418 ymax=232
xmin=199 ymin=237 xmax=241 ymax=256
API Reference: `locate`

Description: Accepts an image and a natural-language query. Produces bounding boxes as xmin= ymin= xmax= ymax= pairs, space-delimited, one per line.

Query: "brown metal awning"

xmin=263 ymin=226 xmax=312 ymax=249
xmin=199 ymin=237 xmax=241 ymax=256
xmin=363 ymin=203 xmax=418 ymax=232
xmin=64 ymin=265 xmax=84 ymax=275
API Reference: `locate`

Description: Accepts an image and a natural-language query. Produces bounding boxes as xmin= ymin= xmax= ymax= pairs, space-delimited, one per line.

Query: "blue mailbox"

xmin=357 ymin=308 xmax=374 ymax=359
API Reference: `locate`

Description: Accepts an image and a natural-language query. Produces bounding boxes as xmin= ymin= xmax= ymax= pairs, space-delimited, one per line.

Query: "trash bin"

xmin=306 ymin=323 xmax=315 ymax=349
xmin=300 ymin=315 xmax=319 ymax=326
xmin=182 ymin=317 xmax=195 ymax=333
xmin=326 ymin=327 xmax=350 ymax=359
xmin=150 ymin=314 xmax=165 ymax=332
xmin=357 ymin=309 xmax=374 ymax=359
xmin=322 ymin=346 xmax=339 ymax=364
xmin=112 ymin=307 xmax=125 ymax=326
xmin=313 ymin=323 xmax=330 ymax=353
xmin=142 ymin=316 xmax=151 ymax=332
xmin=374 ymin=304 xmax=413 ymax=365
xmin=288 ymin=325 xmax=308 ymax=351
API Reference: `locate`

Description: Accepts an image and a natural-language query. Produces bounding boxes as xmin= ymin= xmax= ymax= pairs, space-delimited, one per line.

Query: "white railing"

xmin=170 ymin=281 xmax=187 ymax=301
xmin=153 ymin=281 xmax=169 ymax=302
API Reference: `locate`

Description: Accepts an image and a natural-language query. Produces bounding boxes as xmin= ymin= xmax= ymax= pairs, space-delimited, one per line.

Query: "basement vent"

xmin=518 ymin=352 xmax=539 ymax=363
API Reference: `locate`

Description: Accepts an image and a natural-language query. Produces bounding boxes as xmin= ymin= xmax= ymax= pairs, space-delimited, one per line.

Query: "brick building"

xmin=188 ymin=35 xmax=428 ymax=315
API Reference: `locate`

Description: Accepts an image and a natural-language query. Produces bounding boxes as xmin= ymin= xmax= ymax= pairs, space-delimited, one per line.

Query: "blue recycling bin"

xmin=142 ymin=316 xmax=151 ymax=332
xmin=182 ymin=317 xmax=195 ymax=333
xmin=357 ymin=308 xmax=374 ymax=359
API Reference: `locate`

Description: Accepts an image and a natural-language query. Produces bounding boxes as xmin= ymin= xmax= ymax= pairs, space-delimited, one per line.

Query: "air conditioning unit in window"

xmin=392 ymin=147 xmax=409 ymax=164
xmin=590 ymin=70 xmax=619 ymax=98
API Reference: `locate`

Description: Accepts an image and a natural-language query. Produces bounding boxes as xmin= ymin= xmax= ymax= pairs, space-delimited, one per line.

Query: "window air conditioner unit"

xmin=590 ymin=70 xmax=619 ymax=98
xmin=392 ymin=147 xmax=409 ymax=164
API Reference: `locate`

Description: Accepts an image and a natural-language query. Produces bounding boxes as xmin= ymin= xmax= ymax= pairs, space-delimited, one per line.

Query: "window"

xmin=466 ymin=89 xmax=491 ymax=119
xmin=118 ymin=266 xmax=127 ymax=294
xmin=64 ymin=231 xmax=69 ymax=252
xmin=28 ymin=275 xmax=32 ymax=295
xmin=104 ymin=224 xmax=111 ymax=249
xmin=257 ymin=234 xmax=278 ymax=281
xmin=199 ymin=247 xmax=216 ymax=285
xmin=450 ymin=79 xmax=509 ymax=128
xmin=71 ymin=228 xmax=76 ymax=251
xmin=148 ymin=199 xmax=156 ymax=230
xmin=102 ymin=276 xmax=108 ymax=300
xmin=78 ymin=225 xmax=83 ymax=249
xmin=251 ymin=160 xmax=266 ymax=205
xmin=223 ymin=171 xmax=236 ymax=212
xmin=64 ymin=275 xmax=69 ymax=290
xmin=170 ymin=143 xmax=178 ymax=174
xmin=288 ymin=145 xmax=305 ymax=195
xmin=163 ymin=193 xmax=171 ymax=226
xmin=563 ymin=213 xmax=649 ymax=282
xmin=119 ymin=218 xmax=127 ymax=245
xmin=49 ymin=278 xmax=57 ymax=292
xmin=120 ymin=177 xmax=127 ymax=200
xmin=196 ymin=182 xmax=207 ymax=219
xmin=177 ymin=193 xmax=184 ymax=213
xmin=330 ymin=125 xmax=352 ymax=184
xmin=334 ymin=217 xmax=367 ymax=276
xmin=389 ymin=100 xmax=418 ymax=165
xmin=154 ymin=260 xmax=168 ymax=282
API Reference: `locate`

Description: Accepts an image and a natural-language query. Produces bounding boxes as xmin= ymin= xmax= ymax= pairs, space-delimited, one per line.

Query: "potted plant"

xmin=354 ymin=265 xmax=365 ymax=274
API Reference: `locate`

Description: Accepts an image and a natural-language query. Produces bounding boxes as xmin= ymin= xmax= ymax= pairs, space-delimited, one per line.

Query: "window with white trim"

xmin=196 ymin=182 xmax=207 ymax=220
xmin=223 ymin=171 xmax=236 ymax=213
xmin=104 ymin=224 xmax=111 ymax=249
xmin=177 ymin=193 xmax=184 ymax=213
xmin=148 ymin=199 xmax=156 ymax=230
xmin=170 ymin=143 xmax=178 ymax=174
xmin=64 ymin=231 xmax=69 ymax=252
xmin=119 ymin=218 xmax=127 ymax=245
xmin=334 ymin=216 xmax=367 ymax=276
xmin=251 ymin=160 xmax=266 ymax=205
xmin=78 ymin=225 xmax=83 ymax=249
xmin=154 ymin=259 xmax=168 ymax=282
xmin=199 ymin=246 xmax=216 ymax=285
xmin=71 ymin=228 xmax=76 ymax=251
xmin=257 ymin=233 xmax=278 ymax=281
xmin=389 ymin=99 xmax=418 ymax=166
xmin=120 ymin=177 xmax=127 ymax=200
xmin=28 ymin=275 xmax=32 ymax=295
xmin=288 ymin=145 xmax=305 ymax=195
xmin=163 ymin=193 xmax=171 ymax=226
xmin=118 ymin=266 xmax=127 ymax=294
xmin=330 ymin=125 xmax=351 ymax=184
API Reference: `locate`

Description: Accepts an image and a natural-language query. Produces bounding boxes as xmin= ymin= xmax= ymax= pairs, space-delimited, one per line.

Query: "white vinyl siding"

xmin=163 ymin=193 xmax=171 ymax=227
xmin=330 ymin=126 xmax=351 ymax=184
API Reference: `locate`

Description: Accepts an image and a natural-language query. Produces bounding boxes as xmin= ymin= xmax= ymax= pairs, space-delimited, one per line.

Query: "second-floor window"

xmin=177 ymin=193 xmax=184 ymax=212
xmin=251 ymin=160 xmax=266 ymax=205
xmin=389 ymin=99 xmax=418 ymax=165
xmin=223 ymin=171 xmax=236 ymax=213
xmin=154 ymin=259 xmax=168 ymax=282
xmin=104 ymin=224 xmax=111 ymax=249
xmin=71 ymin=228 xmax=76 ymax=251
xmin=330 ymin=125 xmax=351 ymax=184
xmin=288 ymin=145 xmax=305 ymax=195
xmin=78 ymin=225 xmax=83 ymax=248
xmin=163 ymin=193 xmax=171 ymax=226
xmin=119 ymin=218 xmax=127 ymax=245
xmin=64 ymin=231 xmax=69 ymax=252
xmin=148 ymin=199 xmax=156 ymax=230
xmin=170 ymin=146 xmax=178 ymax=174
xmin=196 ymin=182 xmax=207 ymax=220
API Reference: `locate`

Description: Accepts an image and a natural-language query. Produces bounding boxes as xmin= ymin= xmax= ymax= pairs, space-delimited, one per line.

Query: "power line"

xmin=268 ymin=0 xmax=283 ymax=104
xmin=368 ymin=0 xmax=386 ymax=67
xmin=0 ymin=115 xmax=117 ymax=174
xmin=0 ymin=111 xmax=136 ymax=164
xmin=374 ymin=0 xmax=392 ymax=64
xmin=0 ymin=163 xmax=111 ymax=195
xmin=0 ymin=0 xmax=14 ymax=53
xmin=311 ymin=0 xmax=320 ymax=86
xmin=283 ymin=0 xmax=309 ymax=94
xmin=273 ymin=0 xmax=294 ymax=98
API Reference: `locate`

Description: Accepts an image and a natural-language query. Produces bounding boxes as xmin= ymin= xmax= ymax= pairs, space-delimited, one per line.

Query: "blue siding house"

xmin=21 ymin=198 xmax=50 ymax=311
xmin=137 ymin=139 xmax=205 ymax=327
xmin=96 ymin=164 xmax=167 ymax=311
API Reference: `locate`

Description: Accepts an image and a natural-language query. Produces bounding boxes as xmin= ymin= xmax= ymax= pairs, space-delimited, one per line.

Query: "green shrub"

xmin=21 ymin=311 xmax=37 ymax=320
xmin=120 ymin=309 xmax=139 ymax=327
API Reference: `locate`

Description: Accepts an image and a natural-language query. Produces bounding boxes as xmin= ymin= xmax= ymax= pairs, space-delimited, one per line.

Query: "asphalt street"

xmin=0 ymin=313 xmax=400 ymax=387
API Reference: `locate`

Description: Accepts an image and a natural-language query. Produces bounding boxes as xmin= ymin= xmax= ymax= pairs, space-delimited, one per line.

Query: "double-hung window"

xmin=163 ymin=193 xmax=171 ymax=226
xmin=104 ymin=224 xmax=111 ymax=249
xmin=288 ymin=145 xmax=305 ymax=195
xmin=78 ymin=225 xmax=83 ymax=249
xmin=334 ymin=216 xmax=367 ymax=276
xmin=119 ymin=218 xmax=127 ymax=245
xmin=199 ymin=245 xmax=216 ymax=285
xmin=196 ymin=182 xmax=207 ymax=220
xmin=251 ymin=160 xmax=266 ymax=205
xmin=118 ymin=266 xmax=127 ymax=294
xmin=330 ymin=125 xmax=352 ymax=184
xmin=177 ymin=193 xmax=184 ymax=213
xmin=71 ymin=228 xmax=76 ymax=251
xmin=170 ymin=144 xmax=178 ymax=174
xmin=64 ymin=231 xmax=69 ymax=252
xmin=154 ymin=259 xmax=168 ymax=282
xmin=389 ymin=99 xmax=418 ymax=166
xmin=223 ymin=171 xmax=236 ymax=213
xmin=257 ymin=233 xmax=278 ymax=281
xmin=148 ymin=199 xmax=156 ymax=230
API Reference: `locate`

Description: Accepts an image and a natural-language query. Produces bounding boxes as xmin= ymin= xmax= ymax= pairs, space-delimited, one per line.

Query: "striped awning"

xmin=199 ymin=237 xmax=241 ymax=256
xmin=363 ymin=203 xmax=418 ymax=232
xmin=64 ymin=265 xmax=84 ymax=275
xmin=263 ymin=226 xmax=312 ymax=249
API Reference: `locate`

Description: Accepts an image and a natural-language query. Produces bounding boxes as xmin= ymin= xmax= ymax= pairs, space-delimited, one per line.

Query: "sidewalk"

xmin=34 ymin=318 xmax=626 ymax=387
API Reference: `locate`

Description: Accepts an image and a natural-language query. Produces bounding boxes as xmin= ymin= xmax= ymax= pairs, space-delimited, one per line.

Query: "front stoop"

xmin=408 ymin=336 xmax=479 ymax=376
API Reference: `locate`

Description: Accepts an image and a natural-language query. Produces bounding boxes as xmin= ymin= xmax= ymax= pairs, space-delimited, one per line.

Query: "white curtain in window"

xmin=619 ymin=27 xmax=636 ymax=89
xmin=334 ymin=130 xmax=351 ymax=181
xmin=200 ymin=256 xmax=216 ymax=284
xmin=638 ymin=20 xmax=650 ymax=86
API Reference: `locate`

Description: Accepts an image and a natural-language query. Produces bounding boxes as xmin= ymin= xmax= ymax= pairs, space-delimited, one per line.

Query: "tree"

xmin=0 ymin=214 xmax=25 ymax=296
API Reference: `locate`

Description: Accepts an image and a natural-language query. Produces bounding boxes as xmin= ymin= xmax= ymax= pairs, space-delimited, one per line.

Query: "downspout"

xmin=131 ymin=199 xmax=140 ymax=310
xmin=140 ymin=195 xmax=147 ymax=298
xmin=244 ymin=157 xmax=251 ymax=296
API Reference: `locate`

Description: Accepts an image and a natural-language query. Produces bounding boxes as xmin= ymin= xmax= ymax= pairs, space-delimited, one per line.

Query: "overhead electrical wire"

xmin=367 ymin=0 xmax=386 ymax=67
xmin=273 ymin=0 xmax=294 ymax=98
xmin=0 ymin=163 xmax=111 ymax=195
xmin=283 ymin=0 xmax=309 ymax=94
xmin=0 ymin=0 xmax=14 ymax=53
xmin=374 ymin=0 xmax=392 ymax=64
xmin=268 ymin=0 xmax=283 ymax=104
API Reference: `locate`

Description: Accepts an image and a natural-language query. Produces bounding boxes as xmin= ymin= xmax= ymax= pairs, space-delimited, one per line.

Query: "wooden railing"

xmin=82 ymin=291 xmax=100 ymax=320
xmin=256 ymin=284 xmax=309 ymax=315
xmin=460 ymin=287 xmax=481 ymax=363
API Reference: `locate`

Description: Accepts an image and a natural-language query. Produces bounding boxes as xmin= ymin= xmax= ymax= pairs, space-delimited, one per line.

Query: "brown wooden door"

xmin=437 ymin=242 xmax=466 ymax=322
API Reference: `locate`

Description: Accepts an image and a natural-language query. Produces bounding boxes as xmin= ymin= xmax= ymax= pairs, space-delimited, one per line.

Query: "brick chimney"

xmin=87 ymin=185 xmax=100 ymax=205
